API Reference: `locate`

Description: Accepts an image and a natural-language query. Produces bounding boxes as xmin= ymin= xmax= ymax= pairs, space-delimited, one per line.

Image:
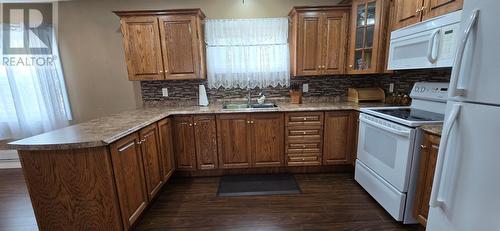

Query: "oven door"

xmin=357 ymin=113 xmax=416 ymax=192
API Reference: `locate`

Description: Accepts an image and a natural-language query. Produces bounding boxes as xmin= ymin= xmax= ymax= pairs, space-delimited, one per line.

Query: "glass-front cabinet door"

xmin=348 ymin=0 xmax=391 ymax=74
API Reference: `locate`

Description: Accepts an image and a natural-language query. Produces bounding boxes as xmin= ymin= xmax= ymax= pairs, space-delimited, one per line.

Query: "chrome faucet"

xmin=246 ymin=86 xmax=252 ymax=106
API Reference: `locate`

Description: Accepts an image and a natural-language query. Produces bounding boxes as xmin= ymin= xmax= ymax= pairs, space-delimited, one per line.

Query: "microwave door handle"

xmin=429 ymin=104 xmax=461 ymax=209
xmin=449 ymin=9 xmax=480 ymax=98
xmin=426 ymin=29 xmax=441 ymax=63
xmin=360 ymin=117 xmax=410 ymax=137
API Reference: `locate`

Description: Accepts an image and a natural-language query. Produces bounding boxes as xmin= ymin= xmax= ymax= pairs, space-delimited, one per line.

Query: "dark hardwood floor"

xmin=1 ymin=168 xmax=422 ymax=231
xmin=0 ymin=169 xmax=37 ymax=231
xmin=136 ymin=173 xmax=422 ymax=231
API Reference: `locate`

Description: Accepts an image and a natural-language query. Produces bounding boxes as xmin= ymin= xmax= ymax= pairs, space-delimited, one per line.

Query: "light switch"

xmin=389 ymin=83 xmax=394 ymax=93
xmin=303 ymin=84 xmax=309 ymax=93
xmin=162 ymin=88 xmax=168 ymax=97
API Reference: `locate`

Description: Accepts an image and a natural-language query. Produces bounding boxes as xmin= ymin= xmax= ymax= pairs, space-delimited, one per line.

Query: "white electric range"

xmin=354 ymin=82 xmax=449 ymax=224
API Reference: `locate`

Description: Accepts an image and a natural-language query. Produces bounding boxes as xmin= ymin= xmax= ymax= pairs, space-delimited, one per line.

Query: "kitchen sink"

xmin=250 ymin=103 xmax=278 ymax=109
xmin=222 ymin=103 xmax=278 ymax=110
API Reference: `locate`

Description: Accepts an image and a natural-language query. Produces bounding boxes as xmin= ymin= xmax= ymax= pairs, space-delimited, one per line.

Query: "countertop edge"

xmin=9 ymin=103 xmax=376 ymax=151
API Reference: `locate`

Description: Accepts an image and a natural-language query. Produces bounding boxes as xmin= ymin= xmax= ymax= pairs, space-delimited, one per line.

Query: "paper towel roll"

xmin=199 ymin=85 xmax=209 ymax=106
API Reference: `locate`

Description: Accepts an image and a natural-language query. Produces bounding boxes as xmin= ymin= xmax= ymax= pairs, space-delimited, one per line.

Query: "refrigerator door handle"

xmin=427 ymin=29 xmax=441 ymax=63
xmin=429 ymin=103 xmax=461 ymax=209
xmin=449 ymin=9 xmax=479 ymax=97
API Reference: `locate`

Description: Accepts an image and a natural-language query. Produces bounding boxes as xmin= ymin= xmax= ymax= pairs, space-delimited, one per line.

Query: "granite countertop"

xmin=421 ymin=124 xmax=443 ymax=136
xmin=9 ymin=100 xmax=387 ymax=151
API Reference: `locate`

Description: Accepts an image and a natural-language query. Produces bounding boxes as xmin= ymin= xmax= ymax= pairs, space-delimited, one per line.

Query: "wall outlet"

xmin=389 ymin=83 xmax=394 ymax=93
xmin=162 ymin=88 xmax=168 ymax=97
xmin=303 ymin=84 xmax=309 ymax=93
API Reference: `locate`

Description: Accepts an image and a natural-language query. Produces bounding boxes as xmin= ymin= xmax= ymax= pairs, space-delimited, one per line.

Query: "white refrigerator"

xmin=426 ymin=0 xmax=500 ymax=230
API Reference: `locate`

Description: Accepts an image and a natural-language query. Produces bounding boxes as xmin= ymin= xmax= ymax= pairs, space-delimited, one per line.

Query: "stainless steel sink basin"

xmin=250 ymin=103 xmax=278 ymax=109
xmin=222 ymin=103 xmax=278 ymax=110
xmin=222 ymin=103 xmax=250 ymax=110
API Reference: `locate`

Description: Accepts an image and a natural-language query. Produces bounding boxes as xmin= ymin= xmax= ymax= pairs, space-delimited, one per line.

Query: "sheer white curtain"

xmin=0 ymin=24 xmax=72 ymax=140
xmin=205 ymin=18 xmax=290 ymax=89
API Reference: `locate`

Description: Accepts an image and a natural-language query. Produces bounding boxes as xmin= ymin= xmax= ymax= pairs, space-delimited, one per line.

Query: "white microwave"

xmin=387 ymin=10 xmax=462 ymax=70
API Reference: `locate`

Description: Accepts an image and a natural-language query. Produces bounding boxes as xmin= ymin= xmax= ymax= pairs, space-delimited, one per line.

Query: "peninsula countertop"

xmin=8 ymin=101 xmax=388 ymax=150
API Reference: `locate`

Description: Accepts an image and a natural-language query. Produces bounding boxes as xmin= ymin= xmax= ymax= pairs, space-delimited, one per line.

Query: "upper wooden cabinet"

xmin=392 ymin=0 xmax=462 ymax=30
xmin=118 ymin=16 xmax=164 ymax=81
xmin=347 ymin=0 xmax=391 ymax=74
xmin=115 ymin=9 xmax=206 ymax=81
xmin=289 ymin=6 xmax=350 ymax=77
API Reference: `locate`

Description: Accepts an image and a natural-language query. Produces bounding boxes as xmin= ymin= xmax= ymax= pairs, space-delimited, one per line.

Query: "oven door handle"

xmin=360 ymin=117 xmax=411 ymax=137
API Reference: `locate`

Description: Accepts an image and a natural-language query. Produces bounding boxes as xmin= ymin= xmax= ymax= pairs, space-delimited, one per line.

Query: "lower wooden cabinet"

xmin=251 ymin=113 xmax=285 ymax=167
xmin=173 ymin=116 xmax=197 ymax=170
xmin=323 ymin=111 xmax=357 ymax=165
xmin=173 ymin=115 xmax=218 ymax=171
xmin=216 ymin=114 xmax=253 ymax=169
xmin=110 ymin=133 xmax=149 ymax=229
xmin=194 ymin=115 xmax=219 ymax=169
xmin=157 ymin=118 xmax=175 ymax=181
xmin=139 ymin=123 xmax=164 ymax=201
xmin=285 ymin=112 xmax=324 ymax=166
xmin=413 ymin=132 xmax=440 ymax=226
xmin=217 ymin=113 xmax=285 ymax=169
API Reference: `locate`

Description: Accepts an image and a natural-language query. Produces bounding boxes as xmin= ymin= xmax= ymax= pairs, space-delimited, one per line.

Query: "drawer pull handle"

xmin=303 ymin=118 xmax=307 ymax=121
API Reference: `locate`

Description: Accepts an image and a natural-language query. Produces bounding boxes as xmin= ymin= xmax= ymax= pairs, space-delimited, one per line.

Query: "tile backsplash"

xmin=140 ymin=69 xmax=451 ymax=103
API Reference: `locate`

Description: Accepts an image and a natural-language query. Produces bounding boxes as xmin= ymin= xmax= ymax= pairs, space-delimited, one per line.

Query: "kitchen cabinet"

xmin=173 ymin=115 xmax=218 ymax=171
xmin=285 ymin=112 xmax=324 ymax=166
xmin=413 ymin=132 xmax=440 ymax=226
xmin=157 ymin=118 xmax=175 ymax=182
xmin=392 ymin=0 xmax=462 ymax=30
xmin=217 ymin=113 xmax=285 ymax=169
xmin=194 ymin=115 xmax=219 ymax=170
xmin=323 ymin=111 xmax=357 ymax=165
xmin=118 ymin=16 xmax=164 ymax=81
xmin=251 ymin=113 xmax=285 ymax=167
xmin=289 ymin=6 xmax=351 ymax=76
xmin=110 ymin=133 xmax=149 ymax=229
xmin=115 ymin=9 xmax=206 ymax=81
xmin=217 ymin=114 xmax=251 ymax=169
xmin=173 ymin=116 xmax=197 ymax=170
xmin=421 ymin=0 xmax=463 ymax=21
xmin=139 ymin=124 xmax=164 ymax=201
xmin=347 ymin=0 xmax=391 ymax=74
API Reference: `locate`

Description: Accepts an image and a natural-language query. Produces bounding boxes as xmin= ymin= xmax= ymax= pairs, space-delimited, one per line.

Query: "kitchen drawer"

xmin=286 ymin=126 xmax=323 ymax=142
xmin=286 ymin=142 xmax=322 ymax=154
xmin=287 ymin=153 xmax=322 ymax=166
xmin=285 ymin=112 xmax=324 ymax=126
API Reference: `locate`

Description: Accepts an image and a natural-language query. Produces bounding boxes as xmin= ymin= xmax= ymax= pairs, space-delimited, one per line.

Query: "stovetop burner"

xmin=370 ymin=108 xmax=444 ymax=122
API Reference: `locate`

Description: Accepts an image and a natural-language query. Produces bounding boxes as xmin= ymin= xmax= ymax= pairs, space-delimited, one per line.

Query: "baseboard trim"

xmin=0 ymin=150 xmax=21 ymax=169
xmin=0 ymin=161 xmax=21 ymax=169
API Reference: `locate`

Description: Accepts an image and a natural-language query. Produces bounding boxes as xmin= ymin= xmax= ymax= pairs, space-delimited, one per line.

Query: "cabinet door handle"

xmin=247 ymin=121 xmax=251 ymax=124
xmin=189 ymin=123 xmax=193 ymax=127
xmin=420 ymin=144 xmax=427 ymax=149
xmin=193 ymin=122 xmax=197 ymax=126
xmin=250 ymin=121 xmax=254 ymax=124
